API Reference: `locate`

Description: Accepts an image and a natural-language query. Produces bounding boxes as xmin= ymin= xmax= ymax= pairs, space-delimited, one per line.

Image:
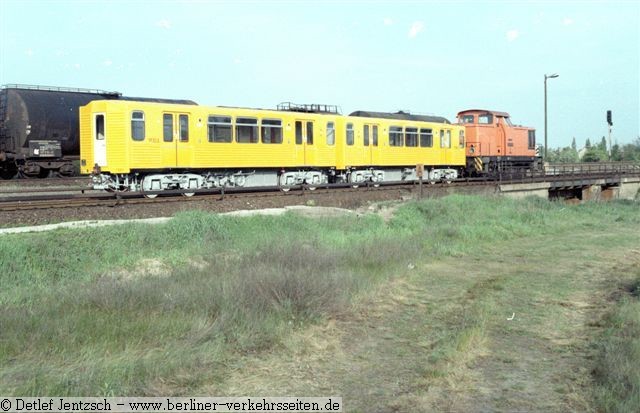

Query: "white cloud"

xmin=103 ymin=59 xmax=113 ymax=66
xmin=408 ymin=21 xmax=424 ymax=39
xmin=156 ymin=19 xmax=172 ymax=29
xmin=563 ymin=17 xmax=574 ymax=26
xmin=506 ymin=29 xmax=519 ymax=42
xmin=24 ymin=49 xmax=34 ymax=57
xmin=383 ymin=18 xmax=393 ymax=26
xmin=73 ymin=63 xmax=81 ymax=69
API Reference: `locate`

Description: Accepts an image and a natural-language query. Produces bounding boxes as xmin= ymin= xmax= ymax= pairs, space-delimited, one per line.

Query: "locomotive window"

xmin=440 ymin=130 xmax=451 ymax=148
xmin=528 ymin=130 xmax=536 ymax=149
xmin=460 ymin=115 xmax=474 ymax=124
xmin=207 ymin=116 xmax=232 ymax=143
xmin=478 ymin=114 xmax=493 ymax=124
xmin=306 ymin=122 xmax=314 ymax=145
xmin=372 ymin=125 xmax=378 ymax=146
xmin=346 ymin=123 xmax=354 ymax=146
xmin=405 ymin=127 xmax=418 ymax=147
xmin=420 ymin=128 xmax=433 ymax=147
xmin=163 ymin=114 xmax=173 ymax=142
xmin=364 ymin=125 xmax=369 ymax=146
xmin=326 ymin=122 xmax=335 ymax=145
xmin=236 ymin=117 xmax=258 ymax=143
xmin=261 ymin=119 xmax=283 ymax=144
xmin=179 ymin=115 xmax=189 ymax=142
xmin=389 ymin=126 xmax=403 ymax=147
xmin=131 ymin=111 xmax=145 ymax=141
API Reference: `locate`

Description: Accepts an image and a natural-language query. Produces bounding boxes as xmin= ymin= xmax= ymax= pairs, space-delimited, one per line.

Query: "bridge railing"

xmin=544 ymin=162 xmax=640 ymax=176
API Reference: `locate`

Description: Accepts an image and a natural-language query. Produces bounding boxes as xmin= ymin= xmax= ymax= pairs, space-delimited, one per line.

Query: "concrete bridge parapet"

xmin=498 ymin=182 xmax=550 ymax=199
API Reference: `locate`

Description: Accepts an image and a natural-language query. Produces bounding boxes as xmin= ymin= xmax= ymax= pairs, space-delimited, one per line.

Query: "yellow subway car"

xmin=79 ymin=100 xmax=465 ymax=194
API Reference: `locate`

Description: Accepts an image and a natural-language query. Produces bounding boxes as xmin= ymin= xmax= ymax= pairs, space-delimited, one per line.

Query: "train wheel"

xmin=348 ymin=173 xmax=361 ymax=188
xmin=278 ymin=175 xmax=292 ymax=192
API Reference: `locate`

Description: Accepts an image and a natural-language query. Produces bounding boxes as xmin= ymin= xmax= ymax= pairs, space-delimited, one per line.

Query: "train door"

xmin=440 ymin=128 xmax=452 ymax=165
xmin=498 ymin=117 xmax=514 ymax=155
xmin=161 ymin=112 xmax=190 ymax=167
xmin=496 ymin=117 xmax=505 ymax=157
xmin=93 ymin=113 xmax=107 ymax=167
xmin=363 ymin=124 xmax=379 ymax=165
xmin=295 ymin=119 xmax=316 ymax=166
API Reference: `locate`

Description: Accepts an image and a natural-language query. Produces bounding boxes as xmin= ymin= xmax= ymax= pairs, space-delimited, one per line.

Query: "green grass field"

xmin=1 ymin=195 xmax=638 ymax=411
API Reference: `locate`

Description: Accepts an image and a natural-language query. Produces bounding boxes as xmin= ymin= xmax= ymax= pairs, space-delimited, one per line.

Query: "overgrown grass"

xmin=593 ymin=276 xmax=640 ymax=412
xmin=1 ymin=195 xmax=638 ymax=395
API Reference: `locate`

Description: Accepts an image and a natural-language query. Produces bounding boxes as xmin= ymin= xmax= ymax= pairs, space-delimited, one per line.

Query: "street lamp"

xmin=544 ymin=73 xmax=559 ymax=159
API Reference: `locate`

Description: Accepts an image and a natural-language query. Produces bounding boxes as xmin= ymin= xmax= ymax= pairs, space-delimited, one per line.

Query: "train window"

xmin=440 ymin=130 xmax=451 ymax=148
xmin=372 ymin=125 xmax=378 ymax=146
xmin=163 ymin=114 xmax=173 ymax=142
xmin=389 ymin=126 xmax=403 ymax=147
xmin=405 ymin=127 xmax=418 ymax=147
xmin=207 ymin=116 xmax=232 ymax=143
xmin=528 ymin=130 xmax=536 ymax=149
xmin=295 ymin=121 xmax=303 ymax=145
xmin=179 ymin=115 xmax=189 ymax=142
xmin=261 ymin=119 xmax=283 ymax=144
xmin=364 ymin=125 xmax=369 ymax=146
xmin=459 ymin=130 xmax=465 ymax=148
xmin=420 ymin=128 xmax=433 ymax=147
xmin=236 ymin=117 xmax=258 ymax=143
xmin=346 ymin=123 xmax=354 ymax=145
xmin=306 ymin=122 xmax=314 ymax=145
xmin=131 ymin=111 xmax=145 ymax=141
xmin=326 ymin=122 xmax=335 ymax=145
xmin=96 ymin=115 xmax=105 ymax=140
xmin=478 ymin=114 xmax=493 ymax=124
xmin=460 ymin=115 xmax=475 ymax=124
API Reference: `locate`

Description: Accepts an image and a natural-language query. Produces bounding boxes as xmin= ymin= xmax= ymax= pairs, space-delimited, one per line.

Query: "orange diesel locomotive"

xmin=457 ymin=109 xmax=540 ymax=175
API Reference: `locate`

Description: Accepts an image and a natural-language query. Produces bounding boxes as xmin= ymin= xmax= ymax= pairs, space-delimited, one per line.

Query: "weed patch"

xmin=593 ymin=276 xmax=640 ymax=412
xmin=1 ymin=195 xmax=638 ymax=398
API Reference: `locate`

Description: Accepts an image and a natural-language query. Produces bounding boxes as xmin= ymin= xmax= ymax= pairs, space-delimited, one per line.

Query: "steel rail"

xmin=1 ymin=168 xmax=638 ymax=212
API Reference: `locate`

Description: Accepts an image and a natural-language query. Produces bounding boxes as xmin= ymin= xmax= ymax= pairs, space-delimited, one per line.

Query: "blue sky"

xmin=1 ymin=0 xmax=638 ymax=148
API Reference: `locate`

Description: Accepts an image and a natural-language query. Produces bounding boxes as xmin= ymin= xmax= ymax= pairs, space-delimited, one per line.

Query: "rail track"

xmin=0 ymin=162 xmax=638 ymax=212
xmin=0 ymin=181 xmax=414 ymax=211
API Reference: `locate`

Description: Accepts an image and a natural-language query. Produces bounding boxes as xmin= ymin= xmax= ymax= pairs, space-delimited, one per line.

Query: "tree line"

xmin=543 ymin=136 xmax=640 ymax=163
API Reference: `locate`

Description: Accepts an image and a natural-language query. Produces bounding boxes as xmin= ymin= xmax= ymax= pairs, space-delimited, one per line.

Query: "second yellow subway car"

xmin=80 ymin=100 xmax=465 ymax=195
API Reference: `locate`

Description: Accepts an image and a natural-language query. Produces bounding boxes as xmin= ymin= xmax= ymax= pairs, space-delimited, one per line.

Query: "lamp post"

xmin=544 ymin=73 xmax=559 ymax=159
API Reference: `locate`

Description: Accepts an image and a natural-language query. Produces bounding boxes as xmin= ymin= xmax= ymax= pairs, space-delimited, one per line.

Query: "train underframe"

xmin=91 ymin=165 xmax=462 ymax=197
xmin=0 ymin=153 xmax=76 ymax=179
xmin=466 ymin=156 xmax=542 ymax=178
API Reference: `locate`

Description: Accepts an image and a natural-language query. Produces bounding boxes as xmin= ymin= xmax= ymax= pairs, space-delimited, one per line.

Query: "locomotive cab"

xmin=457 ymin=109 xmax=540 ymax=176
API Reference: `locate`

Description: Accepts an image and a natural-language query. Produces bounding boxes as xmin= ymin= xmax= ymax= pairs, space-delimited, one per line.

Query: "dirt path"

xmin=203 ymin=228 xmax=640 ymax=412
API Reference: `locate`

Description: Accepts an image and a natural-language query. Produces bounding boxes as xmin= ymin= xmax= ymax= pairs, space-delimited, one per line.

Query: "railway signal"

xmin=607 ymin=110 xmax=613 ymax=160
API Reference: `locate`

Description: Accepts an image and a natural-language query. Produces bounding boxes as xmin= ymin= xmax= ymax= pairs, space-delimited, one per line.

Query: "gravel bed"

xmin=0 ymin=187 xmax=417 ymax=228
